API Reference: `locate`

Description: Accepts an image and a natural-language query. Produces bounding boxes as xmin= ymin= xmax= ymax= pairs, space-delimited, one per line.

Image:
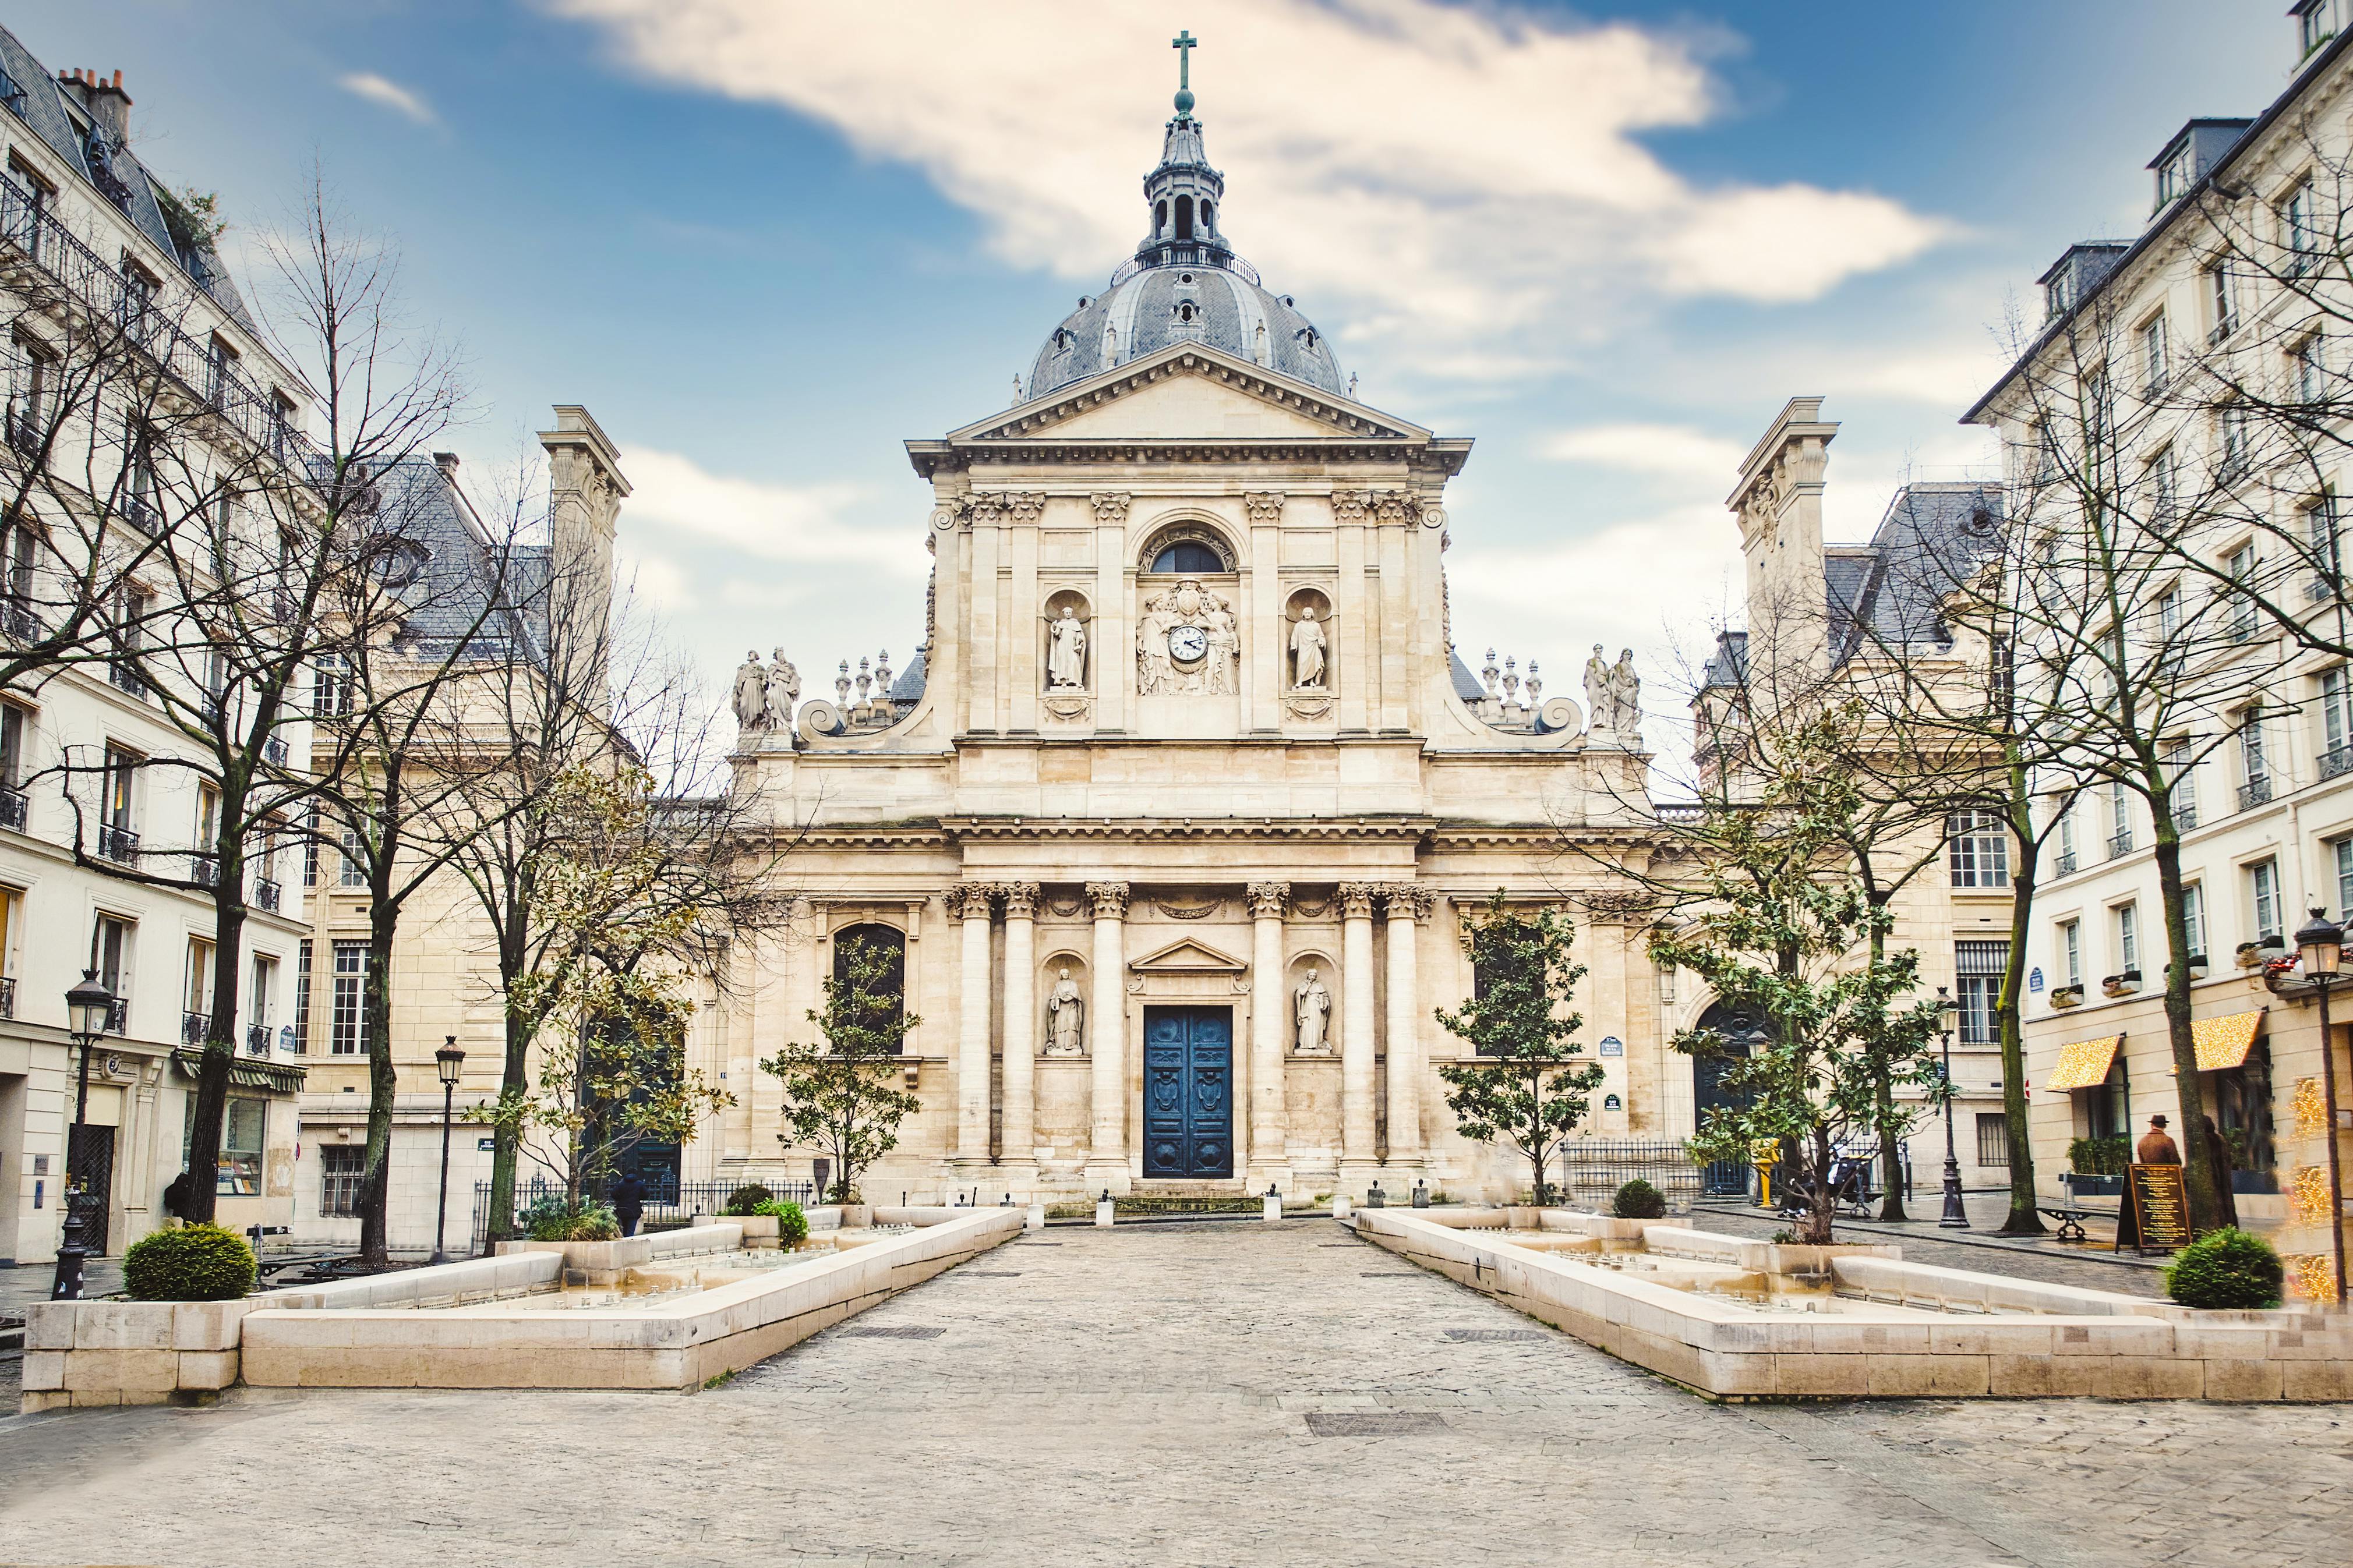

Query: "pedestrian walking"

xmin=2135 ymin=1114 xmax=2181 ymax=1166
xmin=612 ymin=1171 xmax=648 ymax=1237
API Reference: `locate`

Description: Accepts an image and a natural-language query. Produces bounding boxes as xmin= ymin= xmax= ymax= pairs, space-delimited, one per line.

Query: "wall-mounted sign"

xmin=477 ymin=1138 xmax=497 ymax=1152
xmin=2028 ymin=967 xmax=2044 ymax=993
xmin=1603 ymin=1093 xmax=1622 ymax=1111
xmin=1599 ymin=1036 xmax=1624 ymax=1057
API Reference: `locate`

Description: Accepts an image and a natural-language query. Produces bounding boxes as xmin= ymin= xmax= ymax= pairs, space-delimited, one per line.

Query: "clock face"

xmin=1167 ymin=625 xmax=1209 ymax=664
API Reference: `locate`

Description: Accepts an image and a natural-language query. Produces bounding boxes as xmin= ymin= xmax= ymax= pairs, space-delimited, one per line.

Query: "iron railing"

xmin=0 ymin=165 xmax=320 ymax=468
xmin=182 ymin=1010 xmax=209 ymax=1045
xmin=97 ymin=823 xmax=138 ymax=863
xmin=1552 ymin=1139 xmax=1716 ymax=1208
xmin=467 ymin=1175 xmax=818 ymax=1257
xmin=245 ymin=1023 xmax=271 ymax=1054
xmin=252 ymin=877 xmax=280 ymax=912
xmin=3 ymin=405 xmax=40 ymax=458
xmin=190 ymin=852 xmax=217 ymax=887
xmin=103 ymin=996 xmax=128 ymax=1035
xmin=1108 ymin=245 xmax=1262 ymax=290
xmin=0 ymin=782 xmax=24 ymax=831
xmin=2107 ymin=830 xmax=2133 ymax=859
xmin=2240 ymin=777 xmax=2274 ymax=810
xmin=1 ymin=600 xmax=37 ymax=643
xmin=107 ymin=659 xmax=145 ymax=698
xmin=0 ymin=976 xmax=15 ymax=1018
xmin=2175 ymin=802 xmax=2199 ymax=831
xmin=2324 ymin=745 xmax=2353 ymax=782
xmin=2053 ymin=850 xmax=2078 ymax=876
xmin=119 ymin=494 xmax=161 ymax=537
xmin=263 ymin=734 xmax=289 ymax=767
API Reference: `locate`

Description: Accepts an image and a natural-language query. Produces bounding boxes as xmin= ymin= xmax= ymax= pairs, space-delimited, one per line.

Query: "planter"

xmin=2051 ymin=987 xmax=2084 ymax=1008
xmin=734 ymin=1214 xmax=782 ymax=1248
xmin=2064 ymin=1173 xmax=2124 ymax=1197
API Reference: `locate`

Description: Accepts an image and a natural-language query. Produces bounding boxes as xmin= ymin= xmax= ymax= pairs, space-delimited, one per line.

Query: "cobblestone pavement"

xmin=2 ymin=1221 xmax=2348 ymax=1568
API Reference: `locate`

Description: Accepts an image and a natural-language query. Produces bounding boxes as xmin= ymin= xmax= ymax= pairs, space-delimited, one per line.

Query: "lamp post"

xmin=1936 ymin=986 xmax=1969 ymax=1230
xmin=430 ymin=1035 xmax=464 ymax=1265
xmin=52 ymin=969 xmax=115 ymax=1300
xmin=2292 ymin=908 xmax=2347 ymax=1305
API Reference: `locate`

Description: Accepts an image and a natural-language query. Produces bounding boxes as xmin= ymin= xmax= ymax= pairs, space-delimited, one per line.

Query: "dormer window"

xmin=2297 ymin=0 xmax=2340 ymax=58
xmin=1175 ymin=301 xmax=1196 ymax=324
xmin=2154 ymin=147 xmax=2193 ymax=210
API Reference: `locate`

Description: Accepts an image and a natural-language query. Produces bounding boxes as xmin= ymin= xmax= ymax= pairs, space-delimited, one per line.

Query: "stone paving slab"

xmin=0 ymin=1220 xmax=2345 ymax=1567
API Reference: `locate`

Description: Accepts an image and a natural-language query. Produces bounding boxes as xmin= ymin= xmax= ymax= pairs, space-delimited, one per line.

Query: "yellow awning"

xmin=2046 ymin=1035 xmax=2122 ymax=1092
xmin=2167 ymin=1009 xmax=2264 ymax=1074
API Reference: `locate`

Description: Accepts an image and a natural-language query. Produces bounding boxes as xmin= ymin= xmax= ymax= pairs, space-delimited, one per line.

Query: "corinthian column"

xmin=1086 ymin=882 xmax=1130 ymax=1190
xmin=1383 ymin=884 xmax=1429 ymax=1171
xmin=1247 ymin=882 xmax=1289 ymax=1183
xmin=1338 ymin=882 xmax=1381 ymax=1186
xmin=952 ymin=883 xmax=996 ymax=1171
xmin=999 ymin=882 xmax=1040 ymax=1182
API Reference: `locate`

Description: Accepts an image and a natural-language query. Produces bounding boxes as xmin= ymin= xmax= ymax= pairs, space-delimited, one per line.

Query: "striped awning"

xmin=2045 ymin=1035 xmax=2122 ymax=1092
xmin=2177 ymin=1009 xmax=2264 ymax=1073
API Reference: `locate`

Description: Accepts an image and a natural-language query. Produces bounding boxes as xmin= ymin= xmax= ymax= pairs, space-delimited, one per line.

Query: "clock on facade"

xmin=1167 ymin=625 xmax=1209 ymax=664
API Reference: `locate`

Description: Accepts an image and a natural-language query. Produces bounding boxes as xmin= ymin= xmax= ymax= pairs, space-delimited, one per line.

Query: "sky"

xmin=10 ymin=0 xmax=2303 ymax=749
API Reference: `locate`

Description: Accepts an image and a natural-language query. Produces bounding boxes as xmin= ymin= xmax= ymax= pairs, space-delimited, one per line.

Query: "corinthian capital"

xmin=1246 ymin=882 xmax=1289 ymax=920
xmin=950 ymin=883 xmax=997 ymax=921
xmin=999 ymin=882 xmax=1041 ymax=919
xmin=1337 ymin=882 xmax=1380 ymax=920
xmin=1086 ymin=881 xmax=1131 ymax=919
xmin=1383 ymin=883 xmax=1432 ymax=922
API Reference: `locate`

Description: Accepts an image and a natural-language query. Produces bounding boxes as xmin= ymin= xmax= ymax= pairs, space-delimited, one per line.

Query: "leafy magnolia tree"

xmin=1433 ymin=891 xmax=1605 ymax=1205
xmin=1649 ymin=725 xmax=1950 ymax=1245
xmin=762 ymin=932 xmax=923 ymax=1204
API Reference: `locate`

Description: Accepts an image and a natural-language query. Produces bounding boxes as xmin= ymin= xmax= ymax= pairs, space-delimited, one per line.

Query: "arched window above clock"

xmin=1139 ymin=521 xmax=1236 ymax=574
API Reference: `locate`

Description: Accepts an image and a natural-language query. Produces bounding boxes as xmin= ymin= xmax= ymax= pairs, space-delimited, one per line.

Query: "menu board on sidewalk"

xmin=2114 ymin=1162 xmax=2191 ymax=1255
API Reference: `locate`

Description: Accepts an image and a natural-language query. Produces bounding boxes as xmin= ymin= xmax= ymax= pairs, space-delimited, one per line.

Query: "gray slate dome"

xmin=1028 ymin=267 xmax=1345 ymax=400
xmin=1024 ymin=97 xmax=1347 ymax=402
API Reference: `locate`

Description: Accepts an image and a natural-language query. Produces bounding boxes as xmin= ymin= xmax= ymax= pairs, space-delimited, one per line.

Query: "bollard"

xmin=1262 ymin=1184 xmax=1283 ymax=1222
xmin=1366 ymin=1182 xmax=1386 ymax=1209
xmin=1412 ymin=1178 xmax=1430 ymax=1209
xmin=1095 ymin=1188 xmax=1115 ymax=1227
xmin=1026 ymin=1201 xmax=1047 ymax=1231
xmin=1333 ymin=1193 xmax=1352 ymax=1220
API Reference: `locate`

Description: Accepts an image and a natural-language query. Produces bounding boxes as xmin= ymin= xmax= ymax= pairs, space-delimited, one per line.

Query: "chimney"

xmin=67 ymin=68 xmax=133 ymax=146
xmin=432 ymin=451 xmax=461 ymax=481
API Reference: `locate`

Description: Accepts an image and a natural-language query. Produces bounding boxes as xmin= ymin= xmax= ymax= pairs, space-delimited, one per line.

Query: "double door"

xmin=1142 ymin=1006 xmax=1232 ymax=1178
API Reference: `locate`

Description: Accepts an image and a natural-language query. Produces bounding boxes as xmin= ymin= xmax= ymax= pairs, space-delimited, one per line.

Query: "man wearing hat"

xmin=2136 ymin=1114 xmax=2181 ymax=1166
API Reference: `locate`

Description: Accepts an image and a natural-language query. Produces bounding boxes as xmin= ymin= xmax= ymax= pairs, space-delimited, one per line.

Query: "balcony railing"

xmin=2239 ymin=777 xmax=2274 ymax=811
xmin=97 ymin=822 xmax=138 ymax=863
xmin=3 ymin=600 xmax=40 ymax=643
xmin=107 ymin=659 xmax=146 ymax=698
xmin=103 ymin=997 xmax=127 ymax=1035
xmin=0 ymin=782 xmax=24 ymax=831
xmin=2107 ymin=830 xmax=2133 ymax=859
xmin=182 ymin=1010 xmax=210 ymax=1046
xmin=0 ymin=165 xmax=321 ymax=469
xmin=245 ymin=1022 xmax=271 ymax=1055
xmin=262 ymin=734 xmax=289 ymax=767
xmin=2323 ymin=745 xmax=2353 ymax=783
xmin=4 ymin=403 xmax=42 ymax=458
xmin=253 ymin=876 xmax=280 ymax=912
xmin=190 ymin=852 xmax=217 ymax=888
xmin=0 ymin=975 xmax=15 ymax=1018
xmin=2175 ymin=802 xmax=2198 ymax=831
xmin=119 ymin=493 xmax=161 ymax=537
xmin=2053 ymin=850 xmax=2078 ymax=876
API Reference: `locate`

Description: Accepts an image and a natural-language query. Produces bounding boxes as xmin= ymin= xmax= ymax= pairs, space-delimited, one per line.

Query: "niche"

xmin=1284 ymin=587 xmax=1334 ymax=694
xmin=1040 ymin=952 xmax=1091 ymax=1057
xmin=1041 ymin=588 xmax=1091 ymax=693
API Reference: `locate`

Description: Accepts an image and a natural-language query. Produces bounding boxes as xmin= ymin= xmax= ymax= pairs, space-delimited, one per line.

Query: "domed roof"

xmin=1028 ymin=266 xmax=1345 ymax=401
xmin=1023 ymin=80 xmax=1347 ymax=404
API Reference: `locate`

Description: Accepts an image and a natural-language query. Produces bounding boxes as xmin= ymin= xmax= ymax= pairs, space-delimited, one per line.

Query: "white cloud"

xmin=545 ymin=0 xmax=1948 ymax=385
xmin=337 ymin=72 xmax=437 ymax=126
xmin=1541 ymin=422 xmax=1747 ymax=478
xmin=618 ymin=448 xmax=923 ymax=575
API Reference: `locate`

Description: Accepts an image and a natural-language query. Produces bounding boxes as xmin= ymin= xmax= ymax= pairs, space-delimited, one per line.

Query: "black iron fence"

xmin=468 ymin=1176 xmax=817 ymax=1256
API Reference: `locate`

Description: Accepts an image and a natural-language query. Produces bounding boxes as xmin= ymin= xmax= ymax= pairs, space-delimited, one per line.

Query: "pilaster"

xmin=1086 ymin=882 xmax=1131 ymax=1190
xmin=1246 ymin=880 xmax=1289 ymax=1184
xmin=1338 ymin=880 xmax=1380 ymax=1182
xmin=999 ymin=882 xmax=1041 ymax=1183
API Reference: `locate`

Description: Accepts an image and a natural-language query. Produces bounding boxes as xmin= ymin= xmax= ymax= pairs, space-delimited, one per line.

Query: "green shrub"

xmin=2164 ymin=1227 xmax=2284 ymax=1309
xmin=1611 ymin=1178 xmax=1667 ymax=1219
xmin=526 ymin=1204 xmax=621 ymax=1242
xmin=757 ymin=1199 xmax=810 ymax=1246
xmin=123 ymin=1223 xmax=256 ymax=1301
xmin=720 ymin=1184 xmax=773 ymax=1217
xmin=2067 ymin=1136 xmax=2131 ymax=1177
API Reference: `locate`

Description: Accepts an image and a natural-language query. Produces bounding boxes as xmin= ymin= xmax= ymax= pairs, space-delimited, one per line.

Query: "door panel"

xmin=1141 ymin=1006 xmax=1232 ymax=1178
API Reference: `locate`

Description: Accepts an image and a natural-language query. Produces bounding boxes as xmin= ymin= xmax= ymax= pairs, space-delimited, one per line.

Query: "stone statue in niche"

xmin=732 ymin=650 xmax=768 ymax=731
xmin=1609 ymin=649 xmax=1642 ymax=733
xmin=1136 ymin=577 xmax=1237 ymax=696
xmin=762 ymin=650 xmax=801 ymax=731
xmin=1289 ymin=607 xmax=1327 ymax=689
xmin=1047 ymin=606 xmax=1087 ymax=689
xmin=1044 ymin=968 xmax=1086 ymax=1056
xmin=1294 ymin=967 xmax=1331 ymax=1054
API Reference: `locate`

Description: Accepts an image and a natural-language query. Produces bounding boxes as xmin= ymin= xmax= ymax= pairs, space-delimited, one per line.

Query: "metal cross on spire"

xmin=1171 ymin=29 xmax=1198 ymax=119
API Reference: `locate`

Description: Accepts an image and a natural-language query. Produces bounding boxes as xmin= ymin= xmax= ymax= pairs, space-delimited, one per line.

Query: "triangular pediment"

xmin=948 ymin=344 xmax=1428 ymax=445
xmin=1129 ymin=936 xmax=1249 ymax=974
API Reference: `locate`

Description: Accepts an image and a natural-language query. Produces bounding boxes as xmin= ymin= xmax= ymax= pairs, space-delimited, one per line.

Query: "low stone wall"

xmin=23 ymin=1209 xmax=1023 ymax=1411
xmin=1355 ymin=1210 xmax=2353 ymax=1401
xmin=494 ymin=1221 xmax=746 ymax=1284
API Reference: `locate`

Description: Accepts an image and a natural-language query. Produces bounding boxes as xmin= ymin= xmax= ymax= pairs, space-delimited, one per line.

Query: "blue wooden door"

xmin=1142 ymin=1007 xmax=1232 ymax=1177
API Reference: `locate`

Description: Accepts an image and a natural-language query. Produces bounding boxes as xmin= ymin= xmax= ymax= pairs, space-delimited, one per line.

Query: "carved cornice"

xmin=1337 ymin=882 xmax=1381 ymax=920
xmin=999 ymin=882 xmax=1041 ymax=919
xmin=1086 ymin=881 xmax=1132 ymax=919
xmin=1246 ymin=881 xmax=1289 ymax=920
xmin=941 ymin=816 xmax=1435 ymax=843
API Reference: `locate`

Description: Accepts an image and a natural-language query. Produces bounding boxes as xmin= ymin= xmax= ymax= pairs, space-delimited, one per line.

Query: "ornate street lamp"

xmin=52 ymin=969 xmax=115 ymax=1300
xmin=430 ymin=1035 xmax=465 ymax=1265
xmin=1936 ymin=986 xmax=1969 ymax=1230
xmin=2292 ymin=908 xmax=2346 ymax=1304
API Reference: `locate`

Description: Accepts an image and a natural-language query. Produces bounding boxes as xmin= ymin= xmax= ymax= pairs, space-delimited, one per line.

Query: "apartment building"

xmin=0 ymin=33 xmax=316 ymax=1263
xmin=1969 ymin=6 xmax=2353 ymax=1294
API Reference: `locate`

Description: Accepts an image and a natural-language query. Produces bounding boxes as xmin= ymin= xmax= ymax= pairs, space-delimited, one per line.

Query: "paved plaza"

xmin=2 ymin=1220 xmax=2348 ymax=1568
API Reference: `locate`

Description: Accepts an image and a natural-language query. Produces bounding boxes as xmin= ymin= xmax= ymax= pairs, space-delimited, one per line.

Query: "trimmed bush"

xmin=1612 ymin=1178 xmax=1667 ymax=1220
xmin=720 ymin=1184 xmax=773 ymax=1217
xmin=2164 ymin=1227 xmax=2284 ymax=1309
xmin=526 ymin=1204 xmax=621 ymax=1243
xmin=758 ymin=1199 xmax=810 ymax=1246
xmin=123 ymin=1222 xmax=256 ymax=1301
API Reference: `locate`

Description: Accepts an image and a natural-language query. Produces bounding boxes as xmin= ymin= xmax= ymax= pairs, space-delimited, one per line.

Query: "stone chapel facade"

xmin=709 ymin=99 xmax=1674 ymax=1205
